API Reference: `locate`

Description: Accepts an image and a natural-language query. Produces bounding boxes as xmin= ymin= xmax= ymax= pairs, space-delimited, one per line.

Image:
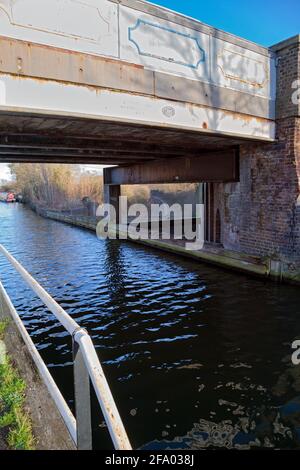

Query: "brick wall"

xmin=274 ymin=36 xmax=300 ymax=119
xmin=215 ymin=36 xmax=300 ymax=266
xmin=239 ymin=117 xmax=300 ymax=262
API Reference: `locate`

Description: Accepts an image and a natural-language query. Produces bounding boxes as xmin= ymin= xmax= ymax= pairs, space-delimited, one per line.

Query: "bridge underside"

xmin=0 ymin=109 xmax=263 ymax=183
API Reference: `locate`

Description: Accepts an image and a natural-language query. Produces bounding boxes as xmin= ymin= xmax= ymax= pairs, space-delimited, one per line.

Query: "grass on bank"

xmin=0 ymin=319 xmax=35 ymax=450
xmin=0 ymin=319 xmax=9 ymax=337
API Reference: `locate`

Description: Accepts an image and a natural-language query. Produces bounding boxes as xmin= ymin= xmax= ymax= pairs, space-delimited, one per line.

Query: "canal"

xmin=0 ymin=203 xmax=300 ymax=450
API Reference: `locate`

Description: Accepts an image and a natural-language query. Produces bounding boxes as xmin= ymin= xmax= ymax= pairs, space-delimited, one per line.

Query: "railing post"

xmin=72 ymin=329 xmax=92 ymax=450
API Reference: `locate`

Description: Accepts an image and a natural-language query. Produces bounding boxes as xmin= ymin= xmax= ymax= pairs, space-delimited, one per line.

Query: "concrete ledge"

xmin=37 ymin=209 xmax=99 ymax=232
xmin=0 ymin=283 xmax=75 ymax=450
xmin=127 ymin=238 xmax=269 ymax=278
xmin=271 ymin=34 xmax=300 ymax=52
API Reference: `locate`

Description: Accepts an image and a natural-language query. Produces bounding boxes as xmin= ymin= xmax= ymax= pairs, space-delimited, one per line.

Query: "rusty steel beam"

xmin=0 ymin=156 xmax=136 ymax=164
xmin=0 ymin=131 xmax=244 ymax=149
xmin=104 ymin=149 xmax=240 ymax=185
xmin=0 ymin=149 xmax=157 ymax=159
xmin=0 ymin=148 xmax=191 ymax=160
xmin=0 ymin=150 xmax=181 ymax=164
xmin=0 ymin=144 xmax=190 ymax=157
xmin=0 ymin=153 xmax=140 ymax=164
xmin=1 ymin=157 xmax=145 ymax=164
xmin=0 ymin=136 xmax=201 ymax=157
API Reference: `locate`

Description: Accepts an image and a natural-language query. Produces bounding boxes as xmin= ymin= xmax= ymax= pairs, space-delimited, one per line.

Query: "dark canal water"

xmin=0 ymin=203 xmax=300 ymax=450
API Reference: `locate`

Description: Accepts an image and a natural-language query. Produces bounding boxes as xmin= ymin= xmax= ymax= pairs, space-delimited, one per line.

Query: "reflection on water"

xmin=0 ymin=203 xmax=300 ymax=449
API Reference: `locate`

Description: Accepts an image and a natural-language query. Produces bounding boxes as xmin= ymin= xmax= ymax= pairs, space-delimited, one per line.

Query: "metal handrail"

xmin=0 ymin=244 xmax=132 ymax=450
xmin=0 ymin=279 xmax=77 ymax=444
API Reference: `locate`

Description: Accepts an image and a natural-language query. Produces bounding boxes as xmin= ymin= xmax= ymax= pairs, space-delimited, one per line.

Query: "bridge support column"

xmin=104 ymin=184 xmax=121 ymax=224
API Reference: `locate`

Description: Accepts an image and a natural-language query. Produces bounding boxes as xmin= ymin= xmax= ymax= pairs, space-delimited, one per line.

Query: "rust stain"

xmin=6 ymin=69 xmax=151 ymax=99
xmin=0 ymin=35 xmax=145 ymax=70
xmin=17 ymin=57 xmax=23 ymax=73
xmin=220 ymin=106 xmax=270 ymax=125
xmin=231 ymin=112 xmax=256 ymax=124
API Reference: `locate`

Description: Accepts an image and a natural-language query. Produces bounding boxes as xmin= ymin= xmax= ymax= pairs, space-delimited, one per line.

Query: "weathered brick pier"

xmin=199 ymin=36 xmax=300 ymax=282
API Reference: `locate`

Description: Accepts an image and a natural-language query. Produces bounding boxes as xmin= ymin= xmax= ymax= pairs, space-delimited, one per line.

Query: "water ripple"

xmin=0 ymin=204 xmax=300 ymax=450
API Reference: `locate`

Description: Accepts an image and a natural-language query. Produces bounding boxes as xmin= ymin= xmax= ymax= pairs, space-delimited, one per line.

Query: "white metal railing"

xmin=0 ymin=244 xmax=132 ymax=450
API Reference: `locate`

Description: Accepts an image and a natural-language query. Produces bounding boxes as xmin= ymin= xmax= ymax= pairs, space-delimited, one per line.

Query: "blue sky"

xmin=0 ymin=163 xmax=10 ymax=181
xmin=153 ymin=0 xmax=300 ymax=47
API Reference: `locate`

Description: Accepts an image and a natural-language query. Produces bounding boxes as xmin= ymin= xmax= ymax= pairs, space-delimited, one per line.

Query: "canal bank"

xmin=34 ymin=207 xmax=300 ymax=287
xmin=0 ymin=281 xmax=75 ymax=450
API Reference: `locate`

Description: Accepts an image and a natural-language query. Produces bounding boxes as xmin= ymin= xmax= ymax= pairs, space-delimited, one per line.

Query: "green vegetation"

xmin=9 ymin=163 xmax=104 ymax=210
xmin=0 ymin=320 xmax=35 ymax=450
xmin=0 ymin=319 xmax=9 ymax=337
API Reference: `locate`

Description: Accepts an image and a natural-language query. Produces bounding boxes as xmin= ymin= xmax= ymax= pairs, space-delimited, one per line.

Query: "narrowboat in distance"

xmin=0 ymin=192 xmax=16 ymax=203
